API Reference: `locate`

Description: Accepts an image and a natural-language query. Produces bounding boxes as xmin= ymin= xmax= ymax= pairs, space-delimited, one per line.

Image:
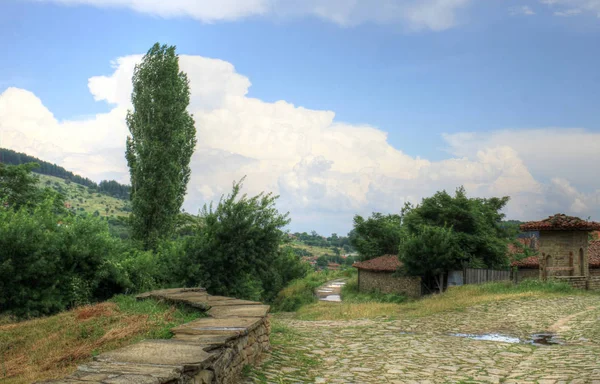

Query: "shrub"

xmin=0 ymin=198 xmax=128 ymax=318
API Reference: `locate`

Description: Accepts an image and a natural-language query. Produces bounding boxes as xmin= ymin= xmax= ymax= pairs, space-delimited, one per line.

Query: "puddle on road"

xmin=317 ymin=280 xmax=346 ymax=302
xmin=452 ymin=333 xmax=521 ymax=343
xmin=449 ymin=332 xmax=563 ymax=346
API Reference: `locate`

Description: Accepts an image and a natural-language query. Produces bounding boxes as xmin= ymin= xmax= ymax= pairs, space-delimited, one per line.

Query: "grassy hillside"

xmin=290 ymin=241 xmax=336 ymax=258
xmin=0 ymin=295 xmax=204 ymax=384
xmin=39 ymin=174 xmax=131 ymax=217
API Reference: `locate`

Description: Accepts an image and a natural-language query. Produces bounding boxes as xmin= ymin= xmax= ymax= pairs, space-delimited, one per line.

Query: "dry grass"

xmin=0 ymin=296 xmax=202 ymax=384
xmin=294 ymin=280 xmax=584 ymax=321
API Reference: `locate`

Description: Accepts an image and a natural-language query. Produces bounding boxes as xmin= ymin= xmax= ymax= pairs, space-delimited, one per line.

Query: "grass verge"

xmin=0 ymin=295 xmax=204 ymax=384
xmin=294 ymin=278 xmax=587 ymax=321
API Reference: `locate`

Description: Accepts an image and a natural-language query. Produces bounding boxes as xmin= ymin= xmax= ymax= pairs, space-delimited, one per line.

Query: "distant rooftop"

xmin=520 ymin=214 xmax=600 ymax=232
xmin=353 ymin=255 xmax=401 ymax=272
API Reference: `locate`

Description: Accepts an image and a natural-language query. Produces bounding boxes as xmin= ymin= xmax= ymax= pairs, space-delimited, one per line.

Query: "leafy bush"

xmin=173 ymin=180 xmax=309 ymax=302
xmin=0 ymin=198 xmax=128 ymax=318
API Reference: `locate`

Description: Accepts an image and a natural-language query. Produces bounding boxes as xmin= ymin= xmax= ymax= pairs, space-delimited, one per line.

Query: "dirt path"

xmin=246 ymin=296 xmax=600 ymax=383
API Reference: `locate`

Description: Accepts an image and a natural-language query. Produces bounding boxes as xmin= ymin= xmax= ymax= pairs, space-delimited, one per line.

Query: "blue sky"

xmin=1 ymin=0 xmax=600 ymax=234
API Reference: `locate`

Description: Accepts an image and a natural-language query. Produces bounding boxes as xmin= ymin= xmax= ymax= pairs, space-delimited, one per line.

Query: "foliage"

xmin=173 ymin=179 xmax=309 ymax=302
xmin=399 ymin=225 xmax=461 ymax=291
xmin=350 ymin=212 xmax=403 ymax=260
xmin=126 ymin=43 xmax=197 ymax=249
xmin=0 ymin=163 xmax=64 ymax=211
xmin=272 ymin=269 xmax=352 ymax=312
xmin=400 ymin=187 xmax=511 ymax=282
xmin=0 ymin=197 xmax=128 ymax=318
xmin=291 ymin=231 xmax=354 ymax=251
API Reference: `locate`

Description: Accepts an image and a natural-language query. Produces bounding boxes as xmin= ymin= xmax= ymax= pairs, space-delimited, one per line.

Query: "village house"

xmin=352 ymin=255 xmax=421 ymax=298
xmin=511 ymin=214 xmax=600 ymax=290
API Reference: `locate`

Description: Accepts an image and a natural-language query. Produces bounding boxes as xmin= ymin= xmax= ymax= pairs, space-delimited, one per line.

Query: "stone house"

xmin=511 ymin=214 xmax=600 ymax=290
xmin=352 ymin=255 xmax=421 ymax=297
xmin=512 ymin=239 xmax=600 ymax=280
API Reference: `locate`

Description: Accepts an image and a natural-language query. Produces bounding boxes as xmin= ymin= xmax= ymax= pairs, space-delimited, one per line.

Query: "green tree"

xmin=0 ymin=163 xmax=42 ymax=209
xmin=350 ymin=213 xmax=403 ymax=260
xmin=399 ymin=225 xmax=460 ymax=292
xmin=400 ymin=187 xmax=511 ymax=290
xmin=125 ymin=43 xmax=197 ymax=249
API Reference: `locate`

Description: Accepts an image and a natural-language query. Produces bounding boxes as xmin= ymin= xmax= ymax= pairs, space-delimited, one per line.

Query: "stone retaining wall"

xmin=45 ymin=288 xmax=270 ymax=384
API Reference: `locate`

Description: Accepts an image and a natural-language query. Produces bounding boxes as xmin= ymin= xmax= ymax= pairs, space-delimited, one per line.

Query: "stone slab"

xmin=73 ymin=361 xmax=182 ymax=380
xmin=95 ymin=340 xmax=215 ymax=368
xmin=172 ymin=317 xmax=262 ymax=336
xmin=207 ymin=299 xmax=263 ymax=307
xmin=208 ymin=304 xmax=270 ymax=318
xmin=173 ymin=333 xmax=238 ymax=349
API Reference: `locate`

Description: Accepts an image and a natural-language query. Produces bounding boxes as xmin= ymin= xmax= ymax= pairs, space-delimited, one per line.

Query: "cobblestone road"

xmin=245 ymin=296 xmax=600 ymax=383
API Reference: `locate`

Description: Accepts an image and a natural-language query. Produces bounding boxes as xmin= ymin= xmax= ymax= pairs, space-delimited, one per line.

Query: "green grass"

xmin=38 ymin=174 xmax=130 ymax=218
xmin=293 ymin=279 xmax=592 ymax=321
xmin=272 ymin=269 xmax=355 ymax=312
xmin=0 ymin=294 xmax=204 ymax=384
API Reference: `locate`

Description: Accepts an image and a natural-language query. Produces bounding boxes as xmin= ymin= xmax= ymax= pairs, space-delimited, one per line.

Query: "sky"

xmin=1 ymin=0 xmax=600 ymax=235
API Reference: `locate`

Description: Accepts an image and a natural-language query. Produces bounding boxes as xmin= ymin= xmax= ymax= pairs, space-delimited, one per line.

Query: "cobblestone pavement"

xmin=245 ymin=296 xmax=600 ymax=383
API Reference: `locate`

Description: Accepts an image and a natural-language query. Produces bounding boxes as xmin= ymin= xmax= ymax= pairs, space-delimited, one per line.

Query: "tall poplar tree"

xmin=125 ymin=43 xmax=196 ymax=249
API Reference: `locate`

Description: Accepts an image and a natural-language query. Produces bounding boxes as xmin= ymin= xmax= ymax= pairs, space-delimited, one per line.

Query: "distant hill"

xmin=39 ymin=174 xmax=131 ymax=218
xmin=0 ymin=147 xmax=131 ymax=199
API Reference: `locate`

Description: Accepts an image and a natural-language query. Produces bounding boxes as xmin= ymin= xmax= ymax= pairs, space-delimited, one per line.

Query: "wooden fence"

xmin=463 ymin=268 xmax=511 ymax=285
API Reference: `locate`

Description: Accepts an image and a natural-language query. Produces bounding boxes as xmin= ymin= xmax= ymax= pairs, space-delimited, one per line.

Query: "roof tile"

xmin=520 ymin=214 xmax=600 ymax=232
xmin=353 ymin=255 xmax=401 ymax=272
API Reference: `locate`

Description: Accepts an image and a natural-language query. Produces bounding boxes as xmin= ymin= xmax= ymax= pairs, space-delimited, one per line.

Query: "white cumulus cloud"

xmin=2 ymin=53 xmax=599 ymax=233
xmin=34 ymin=0 xmax=474 ymax=31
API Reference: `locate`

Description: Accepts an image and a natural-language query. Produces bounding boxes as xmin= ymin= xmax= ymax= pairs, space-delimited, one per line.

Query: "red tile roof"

xmin=511 ymin=256 xmax=539 ymax=268
xmin=520 ymin=214 xmax=600 ymax=232
xmin=353 ymin=255 xmax=401 ymax=272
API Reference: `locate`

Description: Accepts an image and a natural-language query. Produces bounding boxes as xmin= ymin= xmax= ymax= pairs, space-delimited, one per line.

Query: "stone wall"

xmin=358 ymin=270 xmax=421 ymax=297
xmin=45 ymin=288 xmax=270 ymax=384
xmin=590 ymin=268 xmax=600 ymax=277
xmin=539 ymin=231 xmax=589 ymax=278
xmin=553 ymin=276 xmax=588 ymax=290
xmin=588 ymin=276 xmax=600 ymax=291
xmin=515 ymin=268 xmax=539 ymax=281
